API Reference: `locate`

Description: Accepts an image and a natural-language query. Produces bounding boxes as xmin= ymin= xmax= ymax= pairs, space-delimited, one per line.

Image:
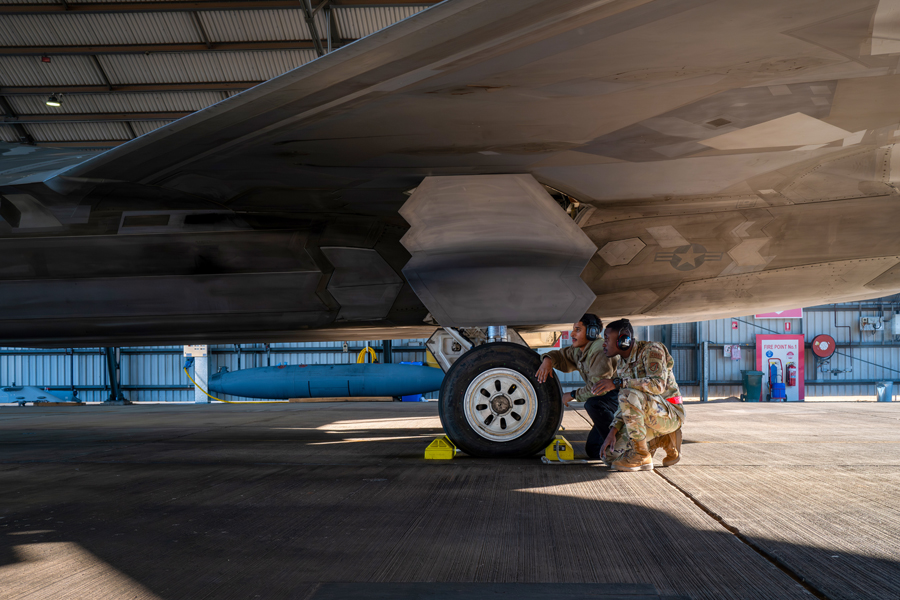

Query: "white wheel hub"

xmin=463 ymin=367 xmax=538 ymax=442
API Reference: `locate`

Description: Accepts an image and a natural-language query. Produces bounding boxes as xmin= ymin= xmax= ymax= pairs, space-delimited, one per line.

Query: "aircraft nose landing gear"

xmin=440 ymin=341 xmax=562 ymax=458
xmin=403 ymin=175 xmax=594 ymax=457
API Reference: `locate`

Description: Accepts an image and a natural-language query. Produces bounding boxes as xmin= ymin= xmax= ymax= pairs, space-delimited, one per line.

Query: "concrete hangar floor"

xmin=1 ymin=401 xmax=898 ymax=600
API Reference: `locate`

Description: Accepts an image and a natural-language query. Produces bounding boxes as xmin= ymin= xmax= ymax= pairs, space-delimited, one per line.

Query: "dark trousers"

xmin=583 ymin=390 xmax=620 ymax=459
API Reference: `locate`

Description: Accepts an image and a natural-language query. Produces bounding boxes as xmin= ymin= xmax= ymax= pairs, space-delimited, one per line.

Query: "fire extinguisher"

xmin=786 ymin=362 xmax=797 ymax=387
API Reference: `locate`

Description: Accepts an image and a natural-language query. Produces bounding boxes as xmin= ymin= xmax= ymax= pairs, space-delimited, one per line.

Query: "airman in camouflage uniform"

xmin=536 ymin=314 xmax=619 ymax=458
xmin=592 ymin=319 xmax=685 ymax=471
xmin=539 ymin=329 xmax=615 ymax=403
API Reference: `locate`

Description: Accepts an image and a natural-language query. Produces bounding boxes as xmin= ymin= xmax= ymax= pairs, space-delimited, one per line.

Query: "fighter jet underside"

xmin=4 ymin=0 xmax=900 ymax=454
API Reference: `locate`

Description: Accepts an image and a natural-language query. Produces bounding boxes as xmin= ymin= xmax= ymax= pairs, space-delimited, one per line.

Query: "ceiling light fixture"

xmin=46 ymin=94 xmax=61 ymax=107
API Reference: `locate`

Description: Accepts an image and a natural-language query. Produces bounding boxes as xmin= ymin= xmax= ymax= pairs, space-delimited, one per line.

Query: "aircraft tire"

xmin=439 ymin=342 xmax=563 ymax=458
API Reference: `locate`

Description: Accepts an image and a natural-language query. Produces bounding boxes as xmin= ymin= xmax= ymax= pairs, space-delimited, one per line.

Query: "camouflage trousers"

xmin=602 ymin=388 xmax=683 ymax=465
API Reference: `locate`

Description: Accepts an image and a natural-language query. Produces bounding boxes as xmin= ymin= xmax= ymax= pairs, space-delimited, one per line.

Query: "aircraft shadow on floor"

xmin=1 ymin=431 xmax=897 ymax=600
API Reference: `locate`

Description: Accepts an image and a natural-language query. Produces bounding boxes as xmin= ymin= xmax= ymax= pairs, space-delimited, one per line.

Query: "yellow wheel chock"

xmin=544 ymin=435 xmax=574 ymax=461
xmin=425 ymin=436 xmax=457 ymax=460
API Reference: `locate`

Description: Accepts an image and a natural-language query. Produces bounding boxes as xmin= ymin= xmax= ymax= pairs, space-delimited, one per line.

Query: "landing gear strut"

xmin=439 ymin=341 xmax=562 ymax=458
xmin=403 ymin=175 xmax=595 ymax=457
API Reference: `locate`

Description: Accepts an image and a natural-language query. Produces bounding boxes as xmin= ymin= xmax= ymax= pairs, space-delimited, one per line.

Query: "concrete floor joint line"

xmin=651 ymin=469 xmax=830 ymax=600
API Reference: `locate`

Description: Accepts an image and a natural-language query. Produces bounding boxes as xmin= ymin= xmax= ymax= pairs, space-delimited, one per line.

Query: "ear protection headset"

xmin=581 ymin=314 xmax=603 ymax=341
xmin=616 ymin=320 xmax=634 ymax=350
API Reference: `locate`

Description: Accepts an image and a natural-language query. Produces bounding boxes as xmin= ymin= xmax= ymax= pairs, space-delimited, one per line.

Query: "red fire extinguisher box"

xmin=756 ymin=335 xmax=805 ymax=401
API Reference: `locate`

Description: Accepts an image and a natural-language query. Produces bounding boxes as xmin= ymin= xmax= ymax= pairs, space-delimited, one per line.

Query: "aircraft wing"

xmin=4 ymin=0 xmax=900 ymax=345
xmin=55 ymin=0 xmax=626 ymax=195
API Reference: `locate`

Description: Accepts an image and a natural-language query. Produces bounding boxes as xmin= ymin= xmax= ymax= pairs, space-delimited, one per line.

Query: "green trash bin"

xmin=741 ymin=370 xmax=764 ymax=402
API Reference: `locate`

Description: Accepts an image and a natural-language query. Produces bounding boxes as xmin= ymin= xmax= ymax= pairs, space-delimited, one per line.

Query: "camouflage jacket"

xmin=612 ymin=340 xmax=684 ymax=429
xmin=544 ymin=339 xmax=617 ymax=402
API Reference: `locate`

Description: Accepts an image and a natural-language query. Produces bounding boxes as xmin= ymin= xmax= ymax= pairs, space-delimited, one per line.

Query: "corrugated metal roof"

xmin=61 ymin=0 xmax=191 ymax=3
xmin=0 ymin=126 xmax=19 ymax=142
xmin=0 ymin=13 xmax=199 ymax=46
xmin=99 ymin=49 xmax=316 ymax=84
xmin=0 ymin=3 xmax=436 ymax=147
xmin=0 ymin=55 xmax=104 ymax=86
xmin=200 ymin=9 xmax=324 ymax=43
xmin=0 ymin=6 xmax=427 ymax=47
xmin=26 ymin=121 xmax=131 ymax=141
xmin=7 ymin=91 xmax=225 ymax=114
xmin=335 ymin=6 xmax=430 ymax=39
xmin=130 ymin=119 xmax=173 ymax=136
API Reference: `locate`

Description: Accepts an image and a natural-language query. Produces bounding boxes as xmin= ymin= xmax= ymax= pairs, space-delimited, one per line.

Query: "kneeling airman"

xmin=592 ymin=319 xmax=685 ymax=471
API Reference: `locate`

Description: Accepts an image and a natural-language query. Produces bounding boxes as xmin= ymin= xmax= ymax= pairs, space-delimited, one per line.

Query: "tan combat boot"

xmin=650 ymin=428 xmax=682 ymax=467
xmin=612 ymin=439 xmax=653 ymax=472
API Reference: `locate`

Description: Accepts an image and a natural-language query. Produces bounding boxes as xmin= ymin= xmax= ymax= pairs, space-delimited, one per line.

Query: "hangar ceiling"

xmin=0 ymin=0 xmax=436 ymax=149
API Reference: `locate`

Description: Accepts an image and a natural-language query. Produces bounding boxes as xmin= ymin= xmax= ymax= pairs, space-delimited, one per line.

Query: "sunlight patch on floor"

xmin=308 ymin=434 xmax=436 ymax=445
xmin=316 ymin=417 xmax=442 ymax=431
xmin=1 ymin=541 xmax=161 ymax=599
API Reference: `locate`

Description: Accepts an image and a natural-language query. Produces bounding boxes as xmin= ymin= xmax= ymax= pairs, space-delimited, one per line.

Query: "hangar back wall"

xmin=2 ymin=294 xmax=900 ymax=403
xmin=601 ymin=293 xmax=900 ymax=401
xmin=551 ymin=294 xmax=900 ymax=401
xmin=0 ymin=339 xmax=438 ymax=403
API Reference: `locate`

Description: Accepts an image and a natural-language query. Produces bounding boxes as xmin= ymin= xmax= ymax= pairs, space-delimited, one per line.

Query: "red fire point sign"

xmin=756 ymin=334 xmax=805 ymax=401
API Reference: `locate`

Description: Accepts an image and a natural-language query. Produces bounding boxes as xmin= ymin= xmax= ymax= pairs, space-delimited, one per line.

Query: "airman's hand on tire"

xmin=535 ymin=357 xmax=554 ymax=383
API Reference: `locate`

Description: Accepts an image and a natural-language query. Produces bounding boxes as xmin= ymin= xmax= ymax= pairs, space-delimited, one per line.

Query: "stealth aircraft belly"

xmin=1 ymin=0 xmax=899 ymax=344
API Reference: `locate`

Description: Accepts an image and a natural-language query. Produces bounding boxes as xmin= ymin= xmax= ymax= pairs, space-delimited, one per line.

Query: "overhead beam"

xmin=327 ymin=4 xmax=341 ymax=53
xmin=2 ymin=112 xmax=191 ymax=123
xmin=9 ymin=140 xmax=125 ymax=149
xmin=302 ymin=0 xmax=327 ymax=57
xmin=0 ymin=1 xmax=435 ymax=14
xmin=91 ymin=55 xmax=114 ymax=91
xmin=0 ymin=97 xmax=35 ymax=145
xmin=0 ymin=40 xmax=359 ymax=56
xmin=190 ymin=11 xmax=214 ymax=50
xmin=0 ymin=83 xmax=261 ymax=95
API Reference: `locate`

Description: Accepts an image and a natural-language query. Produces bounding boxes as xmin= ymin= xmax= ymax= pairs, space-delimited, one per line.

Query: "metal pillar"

xmin=66 ymin=347 xmax=78 ymax=401
xmin=302 ymin=0 xmax=326 ymax=57
xmin=700 ymin=341 xmax=709 ymax=402
xmin=325 ymin=6 xmax=332 ymax=53
xmin=694 ymin=322 xmax=701 ymax=386
xmin=193 ymin=352 xmax=210 ymax=404
xmin=103 ymin=347 xmax=128 ymax=403
xmin=383 ymin=339 xmax=393 ymax=364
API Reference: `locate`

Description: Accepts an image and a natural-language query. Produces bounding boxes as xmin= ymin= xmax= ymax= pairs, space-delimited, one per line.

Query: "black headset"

xmin=617 ymin=331 xmax=633 ymax=351
xmin=616 ymin=320 xmax=634 ymax=350
xmin=604 ymin=318 xmax=634 ymax=350
xmin=581 ymin=314 xmax=603 ymax=341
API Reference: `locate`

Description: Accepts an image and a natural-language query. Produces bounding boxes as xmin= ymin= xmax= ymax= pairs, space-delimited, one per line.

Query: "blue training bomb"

xmin=207 ymin=363 xmax=444 ymax=399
